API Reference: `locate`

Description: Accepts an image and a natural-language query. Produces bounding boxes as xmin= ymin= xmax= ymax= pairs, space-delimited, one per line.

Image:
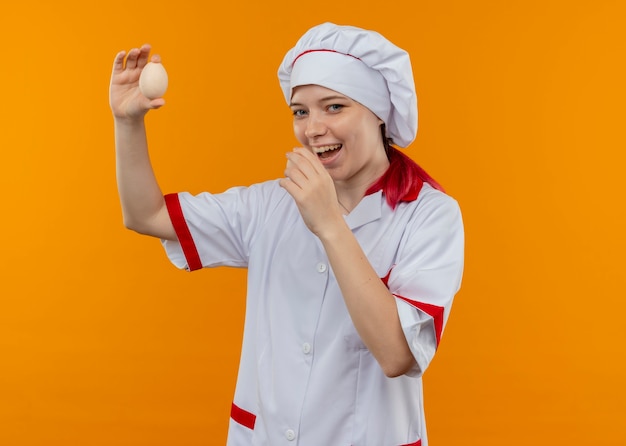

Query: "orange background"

xmin=1 ymin=0 xmax=625 ymax=445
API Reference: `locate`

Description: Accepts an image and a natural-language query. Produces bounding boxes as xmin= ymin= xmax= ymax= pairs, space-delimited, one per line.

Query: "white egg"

xmin=139 ymin=62 xmax=168 ymax=99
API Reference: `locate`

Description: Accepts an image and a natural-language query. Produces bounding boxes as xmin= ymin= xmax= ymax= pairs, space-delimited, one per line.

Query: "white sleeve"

xmin=387 ymin=191 xmax=465 ymax=377
xmin=161 ymin=180 xmax=285 ymax=271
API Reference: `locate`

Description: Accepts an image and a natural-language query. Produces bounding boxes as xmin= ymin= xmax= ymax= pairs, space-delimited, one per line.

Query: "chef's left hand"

xmin=279 ymin=147 xmax=345 ymax=237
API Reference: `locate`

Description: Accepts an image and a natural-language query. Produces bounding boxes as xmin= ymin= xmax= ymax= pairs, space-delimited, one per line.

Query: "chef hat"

xmin=278 ymin=22 xmax=418 ymax=148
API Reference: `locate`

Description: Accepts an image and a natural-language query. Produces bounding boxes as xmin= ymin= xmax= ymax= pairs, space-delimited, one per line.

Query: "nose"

xmin=304 ymin=113 xmax=327 ymax=139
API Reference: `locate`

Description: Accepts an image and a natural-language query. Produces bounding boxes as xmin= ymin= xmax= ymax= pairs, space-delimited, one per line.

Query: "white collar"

xmin=344 ymin=190 xmax=384 ymax=230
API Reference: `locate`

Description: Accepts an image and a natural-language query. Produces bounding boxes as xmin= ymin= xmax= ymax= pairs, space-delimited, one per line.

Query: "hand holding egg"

xmin=139 ymin=61 xmax=168 ymax=99
xmin=110 ymin=45 xmax=167 ymax=119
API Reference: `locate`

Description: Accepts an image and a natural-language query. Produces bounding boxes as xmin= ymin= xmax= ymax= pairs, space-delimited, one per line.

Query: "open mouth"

xmin=314 ymin=144 xmax=342 ymax=159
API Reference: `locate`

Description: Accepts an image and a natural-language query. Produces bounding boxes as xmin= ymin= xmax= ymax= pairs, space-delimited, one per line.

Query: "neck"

xmin=337 ymin=199 xmax=351 ymax=215
xmin=335 ymin=160 xmax=389 ymax=213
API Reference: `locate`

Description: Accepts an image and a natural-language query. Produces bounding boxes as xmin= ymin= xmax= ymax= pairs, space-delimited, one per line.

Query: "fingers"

xmin=283 ymin=158 xmax=305 ymax=190
xmin=136 ymin=44 xmax=152 ymax=68
xmin=284 ymin=156 xmax=313 ymax=190
xmin=284 ymin=148 xmax=320 ymax=181
xmin=113 ymin=44 xmax=153 ymax=72
xmin=280 ymin=149 xmax=342 ymax=235
xmin=124 ymin=47 xmax=142 ymax=69
xmin=279 ymin=177 xmax=298 ymax=197
xmin=293 ymin=147 xmax=323 ymax=169
xmin=148 ymin=97 xmax=166 ymax=110
xmin=112 ymin=50 xmax=127 ymax=73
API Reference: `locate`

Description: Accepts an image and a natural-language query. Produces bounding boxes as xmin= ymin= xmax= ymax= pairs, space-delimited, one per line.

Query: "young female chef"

xmin=109 ymin=22 xmax=464 ymax=446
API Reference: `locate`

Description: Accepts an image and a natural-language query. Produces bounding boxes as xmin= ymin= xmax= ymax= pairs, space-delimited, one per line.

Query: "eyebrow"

xmin=289 ymin=95 xmax=349 ymax=107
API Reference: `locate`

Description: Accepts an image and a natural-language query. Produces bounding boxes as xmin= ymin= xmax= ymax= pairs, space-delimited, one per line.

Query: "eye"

xmin=292 ymin=109 xmax=308 ymax=118
xmin=328 ymin=104 xmax=343 ymax=112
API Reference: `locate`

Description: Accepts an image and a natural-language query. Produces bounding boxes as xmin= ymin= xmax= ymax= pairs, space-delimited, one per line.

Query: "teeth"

xmin=314 ymin=144 xmax=342 ymax=154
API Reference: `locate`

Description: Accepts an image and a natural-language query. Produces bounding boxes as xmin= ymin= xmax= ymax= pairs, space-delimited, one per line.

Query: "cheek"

xmin=352 ymin=120 xmax=380 ymax=144
xmin=293 ymin=122 xmax=307 ymax=145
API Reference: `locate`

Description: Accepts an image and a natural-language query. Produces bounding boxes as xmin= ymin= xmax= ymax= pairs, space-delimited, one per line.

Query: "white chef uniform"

xmin=162 ymin=178 xmax=464 ymax=446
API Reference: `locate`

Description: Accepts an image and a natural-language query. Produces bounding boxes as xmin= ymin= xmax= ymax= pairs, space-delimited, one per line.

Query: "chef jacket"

xmin=162 ymin=180 xmax=464 ymax=446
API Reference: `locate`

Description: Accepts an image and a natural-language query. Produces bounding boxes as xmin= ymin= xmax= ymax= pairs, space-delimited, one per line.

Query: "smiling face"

xmin=290 ymin=84 xmax=390 ymax=191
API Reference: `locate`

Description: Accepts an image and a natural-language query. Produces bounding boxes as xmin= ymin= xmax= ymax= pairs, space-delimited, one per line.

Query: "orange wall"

xmin=1 ymin=1 xmax=625 ymax=445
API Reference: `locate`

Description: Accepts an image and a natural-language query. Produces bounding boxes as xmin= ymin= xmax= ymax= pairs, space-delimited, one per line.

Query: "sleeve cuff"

xmin=162 ymin=193 xmax=203 ymax=271
xmin=395 ymin=297 xmax=438 ymax=377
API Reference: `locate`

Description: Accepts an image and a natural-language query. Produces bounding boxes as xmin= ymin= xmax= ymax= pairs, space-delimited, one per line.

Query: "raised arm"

xmin=109 ymin=44 xmax=176 ymax=241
